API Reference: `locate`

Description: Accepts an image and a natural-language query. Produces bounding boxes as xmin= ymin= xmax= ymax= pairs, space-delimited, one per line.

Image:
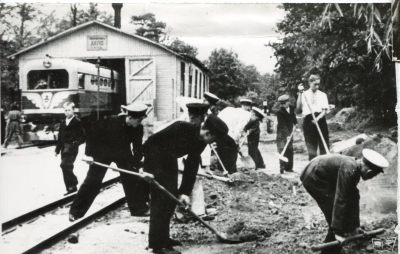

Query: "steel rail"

xmin=2 ymin=176 xmax=121 ymax=232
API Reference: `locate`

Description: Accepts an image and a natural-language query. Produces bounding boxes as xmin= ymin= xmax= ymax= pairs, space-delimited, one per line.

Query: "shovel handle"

xmin=210 ymin=144 xmax=230 ymax=176
xmin=84 ymin=159 xmax=225 ymax=239
xmin=311 ymin=229 xmax=385 ymax=252
xmin=279 ymin=126 xmax=296 ymax=156
xmin=302 ymin=94 xmax=330 ymax=154
xmin=238 ymin=132 xmax=249 ymax=150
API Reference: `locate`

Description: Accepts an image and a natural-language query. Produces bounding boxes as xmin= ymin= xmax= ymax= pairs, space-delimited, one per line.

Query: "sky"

xmin=13 ymin=3 xmax=286 ymax=74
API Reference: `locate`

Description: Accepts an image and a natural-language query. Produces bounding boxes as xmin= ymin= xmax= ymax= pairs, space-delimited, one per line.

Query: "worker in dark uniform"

xmin=69 ymin=103 xmax=149 ymax=221
xmin=187 ymin=103 xmax=209 ymax=125
xmin=300 ymin=149 xmax=389 ymax=254
xmin=55 ymin=102 xmax=86 ymax=195
xmin=243 ymin=107 xmax=266 ymax=170
xmin=3 ymin=103 xmax=24 ymax=148
xmin=276 ymin=95 xmax=298 ymax=174
xmin=143 ymin=114 xmax=229 ymax=254
xmin=1 ymin=104 xmax=6 ymax=145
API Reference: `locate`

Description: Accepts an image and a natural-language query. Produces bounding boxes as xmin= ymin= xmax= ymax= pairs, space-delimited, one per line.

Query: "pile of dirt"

xmin=170 ymin=167 xmax=397 ymax=253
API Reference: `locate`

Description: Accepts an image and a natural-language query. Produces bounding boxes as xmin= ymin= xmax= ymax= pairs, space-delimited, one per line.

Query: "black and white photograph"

xmin=0 ymin=1 xmax=398 ymax=254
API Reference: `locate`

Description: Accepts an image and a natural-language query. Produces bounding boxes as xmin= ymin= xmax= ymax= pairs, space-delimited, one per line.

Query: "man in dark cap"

xmin=243 ymin=107 xmax=266 ymax=169
xmin=143 ymin=114 xmax=228 ymax=254
xmin=186 ymin=103 xmax=209 ymax=125
xmin=276 ymin=95 xmax=297 ymax=174
xmin=69 ymin=103 xmax=149 ymax=221
xmin=300 ymin=149 xmax=389 ymax=254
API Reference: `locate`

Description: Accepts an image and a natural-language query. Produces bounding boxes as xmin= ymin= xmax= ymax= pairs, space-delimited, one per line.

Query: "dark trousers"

xmin=216 ymin=138 xmax=238 ymax=174
xmin=3 ymin=121 xmax=23 ymax=148
xmin=303 ymin=185 xmax=341 ymax=254
xmin=277 ymin=141 xmax=293 ymax=171
xmin=303 ymin=114 xmax=329 ymax=161
xmin=146 ymin=155 xmax=178 ymax=249
xmin=248 ymin=136 xmax=265 ymax=168
xmin=70 ymin=156 xmax=148 ymax=218
xmin=60 ymin=149 xmax=79 ymax=190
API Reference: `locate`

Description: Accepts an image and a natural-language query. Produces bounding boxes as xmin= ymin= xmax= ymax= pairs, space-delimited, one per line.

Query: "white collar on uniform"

xmin=66 ymin=115 xmax=74 ymax=126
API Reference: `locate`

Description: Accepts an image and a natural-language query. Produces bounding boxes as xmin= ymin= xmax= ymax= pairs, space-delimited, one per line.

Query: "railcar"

xmin=20 ymin=58 xmax=122 ymax=142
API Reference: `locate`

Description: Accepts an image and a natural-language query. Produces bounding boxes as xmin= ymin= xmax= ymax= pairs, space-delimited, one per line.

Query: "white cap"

xmin=252 ymin=107 xmax=265 ymax=118
xmin=362 ymin=149 xmax=389 ymax=172
xmin=240 ymin=98 xmax=252 ymax=104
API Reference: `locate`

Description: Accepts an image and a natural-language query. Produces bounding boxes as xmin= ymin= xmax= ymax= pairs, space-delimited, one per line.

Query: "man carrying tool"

xmin=296 ymin=74 xmax=330 ymax=160
xmin=300 ymin=149 xmax=389 ymax=254
xmin=143 ymin=114 xmax=229 ymax=254
xmin=276 ymin=95 xmax=297 ymax=174
xmin=69 ymin=103 xmax=149 ymax=221
xmin=243 ymin=107 xmax=266 ymax=170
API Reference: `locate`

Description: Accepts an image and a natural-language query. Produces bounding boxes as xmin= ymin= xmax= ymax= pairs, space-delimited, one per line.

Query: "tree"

xmin=130 ymin=13 xmax=167 ymax=42
xmin=165 ymin=38 xmax=198 ymax=57
xmin=206 ymin=48 xmax=248 ymax=101
xmin=268 ymin=3 xmax=396 ymax=125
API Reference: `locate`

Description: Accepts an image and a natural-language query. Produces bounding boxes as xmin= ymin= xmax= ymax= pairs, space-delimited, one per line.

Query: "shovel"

xmin=178 ymin=168 xmax=231 ymax=183
xmin=209 ymin=144 xmax=230 ymax=176
xmin=311 ymin=228 xmax=385 ymax=252
xmin=302 ymin=93 xmax=330 ymax=154
xmin=83 ymin=159 xmax=257 ymax=244
xmin=276 ymin=126 xmax=296 ymax=163
xmin=238 ymin=132 xmax=256 ymax=170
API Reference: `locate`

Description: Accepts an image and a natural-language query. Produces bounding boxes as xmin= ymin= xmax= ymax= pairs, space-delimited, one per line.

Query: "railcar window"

xmin=28 ymin=70 xmax=68 ymax=90
xmin=78 ymin=73 xmax=85 ymax=89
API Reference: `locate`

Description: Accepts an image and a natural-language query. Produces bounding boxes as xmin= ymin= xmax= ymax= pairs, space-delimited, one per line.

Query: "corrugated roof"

xmin=8 ymin=20 xmax=182 ymax=59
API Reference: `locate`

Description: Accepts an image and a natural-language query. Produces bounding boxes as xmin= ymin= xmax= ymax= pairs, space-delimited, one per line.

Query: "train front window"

xmin=28 ymin=70 xmax=69 ymax=90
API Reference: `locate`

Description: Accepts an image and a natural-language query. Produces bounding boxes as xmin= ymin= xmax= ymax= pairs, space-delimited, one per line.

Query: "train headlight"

xmin=43 ymin=55 xmax=52 ymax=68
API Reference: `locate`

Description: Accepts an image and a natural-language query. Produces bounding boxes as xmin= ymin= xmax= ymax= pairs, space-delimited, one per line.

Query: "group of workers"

xmin=51 ymin=73 xmax=389 ymax=254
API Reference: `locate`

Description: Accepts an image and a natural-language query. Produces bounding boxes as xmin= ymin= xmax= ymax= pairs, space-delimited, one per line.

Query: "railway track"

xmin=2 ymin=176 xmax=126 ymax=254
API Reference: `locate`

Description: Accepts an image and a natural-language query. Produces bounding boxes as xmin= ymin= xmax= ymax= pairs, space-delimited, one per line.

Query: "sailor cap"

xmin=362 ymin=149 xmax=389 ymax=173
xmin=120 ymin=103 xmax=148 ymax=118
xmin=204 ymin=92 xmax=220 ymax=105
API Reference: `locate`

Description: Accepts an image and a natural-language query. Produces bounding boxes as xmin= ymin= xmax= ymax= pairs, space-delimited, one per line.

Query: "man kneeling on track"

xmin=69 ymin=103 xmax=149 ymax=222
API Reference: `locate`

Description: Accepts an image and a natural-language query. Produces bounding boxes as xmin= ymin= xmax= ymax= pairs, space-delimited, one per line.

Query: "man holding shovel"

xmin=300 ymin=149 xmax=389 ymax=254
xmin=69 ymin=103 xmax=149 ymax=221
xmin=296 ymin=74 xmax=330 ymax=160
xmin=243 ymin=107 xmax=266 ymax=170
xmin=276 ymin=95 xmax=297 ymax=174
xmin=143 ymin=114 xmax=229 ymax=254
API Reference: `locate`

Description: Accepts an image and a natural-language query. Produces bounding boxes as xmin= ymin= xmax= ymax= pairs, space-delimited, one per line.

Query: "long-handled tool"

xmin=178 ymin=168 xmax=231 ymax=183
xmin=237 ymin=132 xmax=256 ymax=170
xmin=209 ymin=144 xmax=230 ymax=176
xmin=83 ymin=159 xmax=257 ymax=244
xmin=302 ymin=93 xmax=330 ymax=154
xmin=276 ymin=126 xmax=296 ymax=162
xmin=311 ymin=228 xmax=385 ymax=252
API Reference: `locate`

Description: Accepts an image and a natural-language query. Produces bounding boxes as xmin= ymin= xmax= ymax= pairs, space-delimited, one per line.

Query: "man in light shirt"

xmin=296 ymin=74 xmax=329 ymax=160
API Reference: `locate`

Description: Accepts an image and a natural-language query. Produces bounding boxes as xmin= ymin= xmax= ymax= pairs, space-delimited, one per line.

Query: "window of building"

xmin=180 ymin=62 xmax=185 ymax=96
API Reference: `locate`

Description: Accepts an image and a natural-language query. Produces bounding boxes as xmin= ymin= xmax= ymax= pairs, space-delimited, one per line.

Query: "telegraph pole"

xmin=96 ymin=57 xmax=100 ymax=120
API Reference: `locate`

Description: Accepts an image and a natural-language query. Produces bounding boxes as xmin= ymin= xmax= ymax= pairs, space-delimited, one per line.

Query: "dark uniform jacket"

xmin=85 ymin=116 xmax=143 ymax=168
xmin=144 ymin=121 xmax=206 ymax=196
xmin=55 ymin=117 xmax=86 ymax=154
xmin=243 ymin=115 xmax=260 ymax=141
xmin=300 ymin=154 xmax=361 ymax=233
xmin=276 ymin=105 xmax=297 ymax=149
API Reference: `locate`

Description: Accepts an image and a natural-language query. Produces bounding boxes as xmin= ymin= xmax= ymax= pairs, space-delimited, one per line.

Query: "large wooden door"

xmin=125 ymin=58 xmax=156 ymax=122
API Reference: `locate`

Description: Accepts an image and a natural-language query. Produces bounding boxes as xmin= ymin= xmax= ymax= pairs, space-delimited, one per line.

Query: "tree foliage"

xmin=268 ymin=3 xmax=396 ymax=126
xmin=165 ymin=38 xmax=198 ymax=57
xmin=130 ymin=13 xmax=167 ymax=43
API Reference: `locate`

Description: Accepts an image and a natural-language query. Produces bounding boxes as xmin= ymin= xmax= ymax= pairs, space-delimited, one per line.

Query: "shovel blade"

xmin=240 ymin=155 xmax=255 ymax=170
xmin=276 ymin=153 xmax=288 ymax=163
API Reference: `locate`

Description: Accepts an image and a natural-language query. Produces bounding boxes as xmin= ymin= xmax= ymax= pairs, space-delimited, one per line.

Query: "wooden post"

xmin=96 ymin=57 xmax=100 ymax=120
